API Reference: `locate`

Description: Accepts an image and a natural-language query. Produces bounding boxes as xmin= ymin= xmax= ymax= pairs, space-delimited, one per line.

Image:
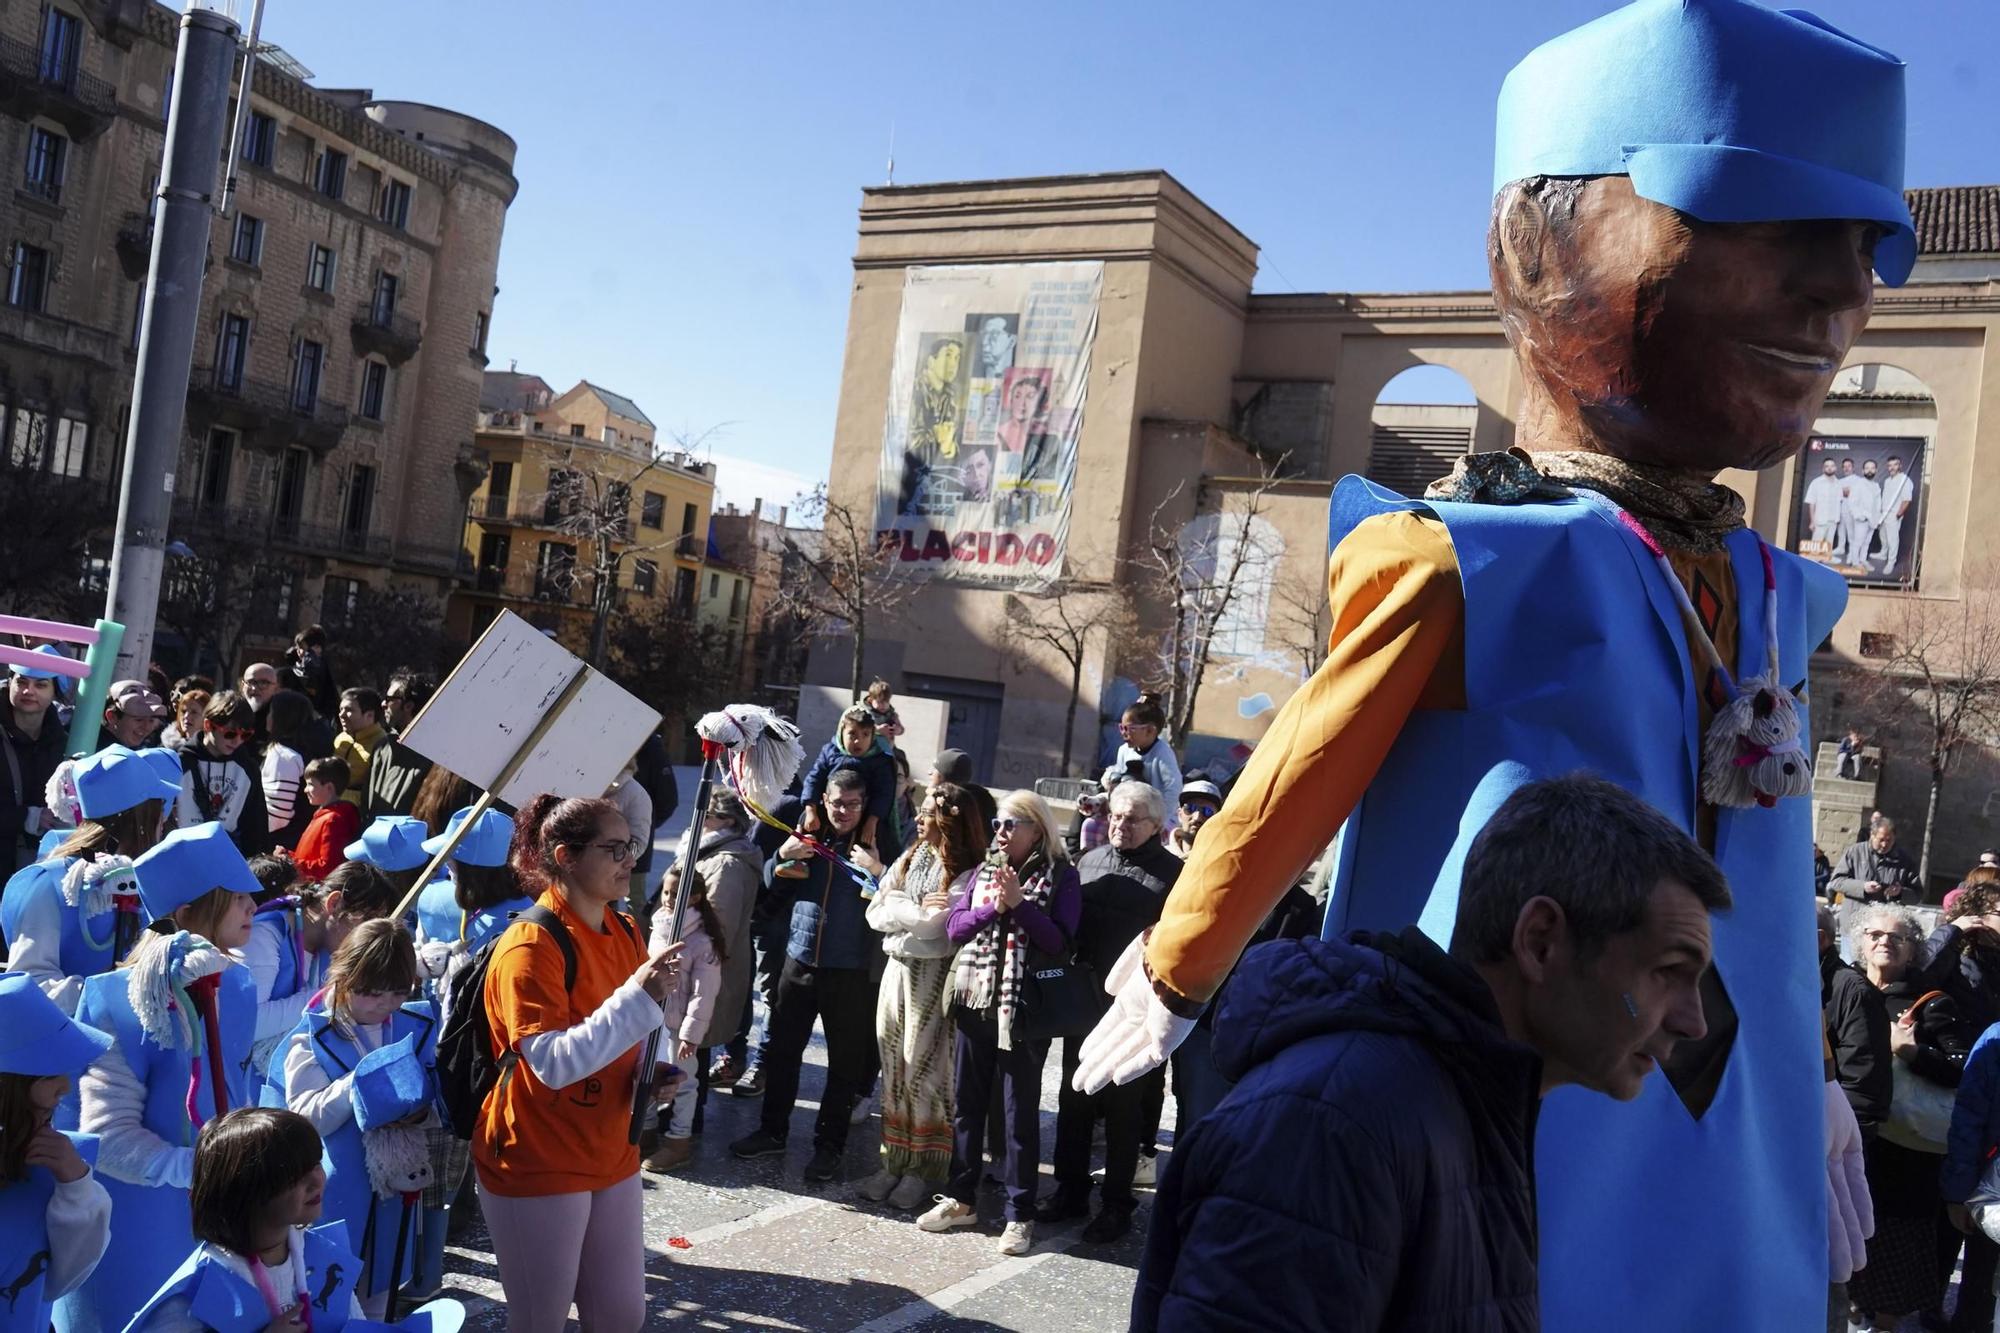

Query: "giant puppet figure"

xmin=1077 ymin=0 xmax=1911 ymax=1326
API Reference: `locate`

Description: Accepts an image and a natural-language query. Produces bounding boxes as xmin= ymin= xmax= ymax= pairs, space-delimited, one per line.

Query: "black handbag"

xmin=1012 ymin=948 xmax=1106 ymax=1043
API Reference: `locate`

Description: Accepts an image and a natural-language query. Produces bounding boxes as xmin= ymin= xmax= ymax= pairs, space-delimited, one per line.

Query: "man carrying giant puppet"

xmin=1079 ymin=0 xmax=1910 ymax=1326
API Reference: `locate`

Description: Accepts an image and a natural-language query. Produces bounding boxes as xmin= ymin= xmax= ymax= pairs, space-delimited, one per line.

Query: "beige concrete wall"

xmin=820 ymin=173 xmax=1258 ymax=783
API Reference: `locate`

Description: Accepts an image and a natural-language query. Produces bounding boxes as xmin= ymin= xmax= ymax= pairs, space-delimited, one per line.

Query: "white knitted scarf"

xmin=125 ymin=930 xmax=230 ymax=1051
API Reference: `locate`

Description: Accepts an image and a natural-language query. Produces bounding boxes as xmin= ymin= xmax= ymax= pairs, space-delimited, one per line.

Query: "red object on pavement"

xmin=667 ymin=1237 xmax=692 ymax=1250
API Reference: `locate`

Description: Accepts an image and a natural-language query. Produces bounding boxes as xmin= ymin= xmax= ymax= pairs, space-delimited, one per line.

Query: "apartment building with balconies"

xmin=451 ymin=370 xmax=717 ymax=647
xmin=0 ymin=0 xmax=515 ymax=675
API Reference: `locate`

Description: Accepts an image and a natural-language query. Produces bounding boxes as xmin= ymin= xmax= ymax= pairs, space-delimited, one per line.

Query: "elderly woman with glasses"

xmin=1846 ymin=903 xmax=1977 ymax=1331
xmin=917 ymin=790 xmax=1081 ymax=1256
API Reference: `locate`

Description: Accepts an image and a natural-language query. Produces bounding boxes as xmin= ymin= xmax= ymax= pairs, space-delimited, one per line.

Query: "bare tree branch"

xmin=997 ymin=569 xmax=1137 ymax=775
xmin=774 ymin=485 xmax=919 ymax=695
xmin=525 ymin=426 xmax=727 ymax=668
xmin=1859 ymin=563 xmax=2000 ymax=881
xmin=1125 ymin=458 xmax=1289 ymax=753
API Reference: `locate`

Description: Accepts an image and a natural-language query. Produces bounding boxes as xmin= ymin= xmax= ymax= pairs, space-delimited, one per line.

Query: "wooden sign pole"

xmin=390 ymin=665 xmax=593 ymax=921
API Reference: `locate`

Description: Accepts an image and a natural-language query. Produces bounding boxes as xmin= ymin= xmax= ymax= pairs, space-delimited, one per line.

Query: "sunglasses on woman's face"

xmin=208 ymin=725 xmax=254 ymax=741
xmin=990 ymin=817 xmax=1021 ymax=833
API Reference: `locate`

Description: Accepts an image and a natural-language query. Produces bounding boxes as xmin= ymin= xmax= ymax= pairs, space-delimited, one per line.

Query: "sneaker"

xmin=730 ymin=1066 xmax=766 ymax=1098
xmin=644 ymin=1136 xmax=695 ymax=1173
xmin=729 ymin=1129 xmax=786 ymax=1160
xmin=1033 ymin=1190 xmax=1090 ymax=1225
xmin=916 ymin=1197 xmax=979 ymax=1232
xmin=1081 ymin=1206 xmax=1134 ymax=1244
xmin=804 ymin=1146 xmax=842 ymax=1182
xmin=1132 ymin=1152 xmax=1157 ymax=1187
xmin=708 ymin=1055 xmax=745 ymax=1088
xmin=997 ymin=1220 xmax=1034 ymax=1256
xmin=849 ymin=1093 xmax=873 ymax=1125
xmin=857 ymin=1167 xmax=900 ymax=1201
xmin=888 ymin=1174 xmax=933 ymax=1211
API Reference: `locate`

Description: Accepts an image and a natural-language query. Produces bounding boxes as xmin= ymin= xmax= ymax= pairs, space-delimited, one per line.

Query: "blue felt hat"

xmin=1495 ymin=0 xmax=1914 ymax=285
xmin=7 ymin=643 xmax=67 ymax=679
xmin=421 ymin=807 xmax=514 ymax=868
xmin=73 ymin=744 xmax=184 ymax=820
xmin=133 ymin=821 xmax=263 ymax=918
xmin=0 ymin=972 xmax=113 ymax=1075
xmin=346 ymin=816 xmax=433 ymax=872
xmin=351 ymin=1035 xmax=431 ymax=1131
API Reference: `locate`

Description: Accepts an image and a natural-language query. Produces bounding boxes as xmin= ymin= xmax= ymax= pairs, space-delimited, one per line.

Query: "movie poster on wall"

xmin=1791 ymin=435 xmax=1927 ymax=586
xmin=875 ymin=261 xmax=1101 ymax=586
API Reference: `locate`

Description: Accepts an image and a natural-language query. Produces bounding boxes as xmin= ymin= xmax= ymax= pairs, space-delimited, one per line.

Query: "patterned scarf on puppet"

xmin=1426 ymin=446 xmax=1747 ymax=554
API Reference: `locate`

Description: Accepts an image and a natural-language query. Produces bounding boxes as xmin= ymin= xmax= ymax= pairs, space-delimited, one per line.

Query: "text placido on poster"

xmin=874 ymin=262 xmax=1102 ymax=586
xmin=1791 ymin=434 xmax=1926 ymax=586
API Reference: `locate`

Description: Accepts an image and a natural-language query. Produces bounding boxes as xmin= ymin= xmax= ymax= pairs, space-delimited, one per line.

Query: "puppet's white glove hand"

xmin=1073 ymin=935 xmax=1197 ymax=1094
xmin=1826 ymin=1079 xmax=1873 ymax=1282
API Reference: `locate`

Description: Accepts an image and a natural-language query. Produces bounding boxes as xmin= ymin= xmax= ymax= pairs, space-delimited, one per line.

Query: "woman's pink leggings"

xmin=478 ymin=1172 xmax=646 ymax=1333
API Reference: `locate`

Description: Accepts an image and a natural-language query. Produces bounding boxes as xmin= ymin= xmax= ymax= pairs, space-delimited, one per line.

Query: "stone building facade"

xmin=0 ymin=0 xmax=515 ymax=676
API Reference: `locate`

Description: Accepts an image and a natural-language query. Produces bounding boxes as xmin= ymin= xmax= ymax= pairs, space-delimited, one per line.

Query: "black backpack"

xmin=434 ymin=905 xmax=571 ymax=1139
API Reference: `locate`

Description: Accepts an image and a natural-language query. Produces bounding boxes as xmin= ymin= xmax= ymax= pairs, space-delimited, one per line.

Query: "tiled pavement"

xmin=444 ymin=1028 xmax=1156 ymax=1332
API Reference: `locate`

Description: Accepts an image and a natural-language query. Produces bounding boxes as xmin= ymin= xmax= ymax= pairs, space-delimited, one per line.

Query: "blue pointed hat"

xmin=0 ymin=972 xmax=112 ymax=1076
xmin=73 ymin=744 xmax=184 ymax=820
xmin=1495 ymin=0 xmax=1915 ymax=285
xmin=133 ymin=821 xmax=264 ymax=918
xmin=421 ymin=807 xmax=514 ymax=868
xmin=346 ymin=815 xmax=433 ymax=872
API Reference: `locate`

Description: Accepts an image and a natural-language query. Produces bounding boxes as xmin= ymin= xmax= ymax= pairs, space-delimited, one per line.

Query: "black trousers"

xmin=947 ymin=1008 xmax=1047 ymax=1222
xmin=1947 ymin=1227 xmax=2000 ymax=1331
xmin=1051 ymin=1036 xmax=1163 ymax=1211
xmin=758 ymin=956 xmax=877 ymax=1151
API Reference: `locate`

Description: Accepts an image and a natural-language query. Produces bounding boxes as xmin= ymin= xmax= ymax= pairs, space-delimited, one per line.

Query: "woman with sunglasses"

xmin=170 ymin=690 xmax=274 ymax=857
xmin=917 ymin=790 xmax=1080 ymax=1256
xmin=475 ymin=793 xmax=684 ymax=1333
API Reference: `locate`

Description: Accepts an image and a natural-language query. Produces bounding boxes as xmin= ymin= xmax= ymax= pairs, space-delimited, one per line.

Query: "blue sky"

xmin=262 ymin=1 xmax=2000 ymax=506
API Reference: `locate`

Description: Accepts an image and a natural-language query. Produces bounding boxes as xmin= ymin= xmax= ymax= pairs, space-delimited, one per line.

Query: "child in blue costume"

xmin=243 ymin=861 xmax=400 ymax=1078
xmin=0 ymin=974 xmax=114 ymax=1333
xmin=1084 ymin=4 xmax=1915 ymax=1328
xmin=123 ymin=1105 xmax=463 ymax=1333
xmin=61 ymin=822 xmax=263 ymax=1333
xmin=403 ymin=807 xmax=517 ymax=1304
xmin=342 ymin=816 xmax=435 ymax=921
xmin=3 ymin=745 xmax=182 ymax=1016
xmin=409 ymin=808 xmax=524 ymax=977
xmin=269 ymin=921 xmax=438 ymax=1320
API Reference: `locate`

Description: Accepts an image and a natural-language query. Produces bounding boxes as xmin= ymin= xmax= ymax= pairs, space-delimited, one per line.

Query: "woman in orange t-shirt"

xmin=474 ymin=793 xmax=682 ymax=1333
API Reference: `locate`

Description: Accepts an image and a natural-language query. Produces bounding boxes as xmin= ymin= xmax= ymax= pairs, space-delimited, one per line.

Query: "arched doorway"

xmin=1364 ymin=364 xmax=1479 ymax=497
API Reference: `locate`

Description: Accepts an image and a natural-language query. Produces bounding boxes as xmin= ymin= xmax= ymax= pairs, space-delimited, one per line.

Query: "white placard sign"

xmin=401 ymin=610 xmax=662 ymax=807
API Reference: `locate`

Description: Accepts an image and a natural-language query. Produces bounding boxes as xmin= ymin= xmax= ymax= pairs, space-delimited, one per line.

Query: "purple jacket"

xmin=947 ymin=857 xmax=1081 ymax=958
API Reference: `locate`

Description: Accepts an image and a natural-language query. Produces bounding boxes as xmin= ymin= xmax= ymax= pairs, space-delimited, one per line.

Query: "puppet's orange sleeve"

xmin=1144 ymin=511 xmax=1466 ymax=1005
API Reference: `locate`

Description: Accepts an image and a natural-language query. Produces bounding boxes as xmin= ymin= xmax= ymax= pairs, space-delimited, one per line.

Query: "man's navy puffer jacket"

xmin=1133 ymin=927 xmax=1544 ymax=1332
